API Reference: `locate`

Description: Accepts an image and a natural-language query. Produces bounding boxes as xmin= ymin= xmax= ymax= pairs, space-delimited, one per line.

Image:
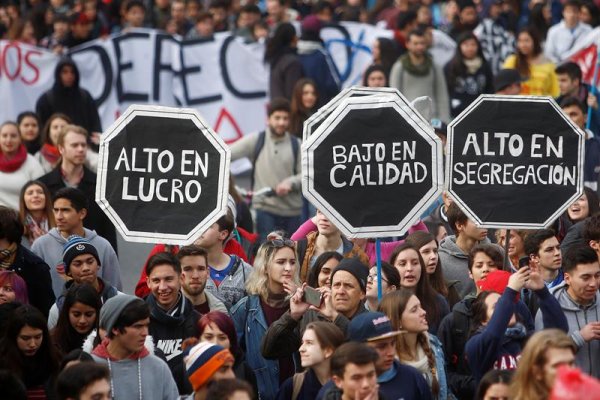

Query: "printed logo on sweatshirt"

xmin=493 ymin=354 xmax=521 ymax=370
xmin=157 ymin=339 xmax=183 ymax=362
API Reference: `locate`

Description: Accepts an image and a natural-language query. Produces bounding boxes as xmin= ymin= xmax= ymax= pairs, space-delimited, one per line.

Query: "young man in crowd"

xmin=439 ymin=202 xmax=490 ymax=297
xmin=91 ymin=294 xmax=179 ymax=399
xmin=182 ymin=341 xmax=236 ymax=400
xmin=193 ymin=214 xmax=253 ymax=310
xmin=511 ymin=329 xmax=576 ymax=400
xmin=177 ymin=244 xmax=228 ymax=314
xmin=32 ymin=187 xmax=121 ymax=297
xmin=556 ymin=62 xmax=600 ymax=135
xmin=423 ymin=191 xmax=454 ymax=240
xmin=48 ymin=236 xmax=121 ymax=328
xmin=0 ymin=206 xmax=54 ymax=317
xmin=56 ymin=362 xmax=111 ymax=400
xmin=261 ymin=258 xmax=369 ymax=359
xmin=38 ymin=124 xmax=117 ymax=251
xmin=328 ymin=342 xmax=382 ymax=400
xmin=390 ymin=28 xmax=450 ymax=122
xmin=146 ymin=252 xmax=200 ymax=393
xmin=230 ymin=98 xmax=302 ymax=242
xmin=536 ymin=244 xmax=600 ymax=378
xmin=545 ymin=0 xmax=592 ymax=63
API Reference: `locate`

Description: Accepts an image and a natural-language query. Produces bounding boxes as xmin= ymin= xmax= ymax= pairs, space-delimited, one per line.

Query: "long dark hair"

xmin=19 ymin=180 xmax=56 ymax=238
xmin=516 ymin=27 xmax=542 ymax=78
xmin=405 ymin=231 xmax=448 ymax=298
xmin=290 ymin=78 xmax=319 ymax=137
xmin=307 ymin=251 xmax=343 ymax=288
xmin=52 ymin=284 xmax=101 ymax=354
xmin=264 ymin=22 xmax=297 ymax=65
xmin=0 ymin=305 xmax=60 ymax=380
xmin=445 ymin=32 xmax=485 ymax=88
xmin=389 ymin=243 xmax=441 ymax=327
xmin=470 ymin=290 xmax=498 ymax=336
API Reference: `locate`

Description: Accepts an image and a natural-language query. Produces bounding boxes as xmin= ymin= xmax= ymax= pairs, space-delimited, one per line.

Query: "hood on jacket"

xmin=147 ymin=292 xmax=194 ymax=326
xmin=551 ymin=282 xmax=600 ymax=312
xmin=53 ymin=57 xmax=80 ymax=91
xmin=49 ymin=227 xmax=98 ymax=245
xmin=439 ymin=235 xmax=493 ymax=258
xmin=84 ymin=330 xmax=156 ymax=356
xmin=297 ymin=40 xmax=326 ymax=55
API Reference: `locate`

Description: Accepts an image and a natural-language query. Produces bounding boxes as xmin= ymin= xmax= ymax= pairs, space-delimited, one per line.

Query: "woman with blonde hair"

xmin=378 ymin=289 xmax=451 ymax=399
xmin=510 ymin=329 xmax=576 ymax=400
xmin=231 ymin=238 xmax=300 ymax=400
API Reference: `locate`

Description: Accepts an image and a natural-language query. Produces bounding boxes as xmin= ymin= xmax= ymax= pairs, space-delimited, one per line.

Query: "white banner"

xmin=0 ymin=22 xmax=389 ymax=142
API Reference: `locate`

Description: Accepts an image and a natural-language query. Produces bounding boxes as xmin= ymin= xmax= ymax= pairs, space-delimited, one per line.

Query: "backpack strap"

xmin=451 ymin=308 xmax=471 ymax=367
xmin=291 ymin=370 xmax=308 ymax=400
xmin=290 ymin=135 xmax=299 ymax=175
xmin=250 ymin=130 xmax=266 ymax=190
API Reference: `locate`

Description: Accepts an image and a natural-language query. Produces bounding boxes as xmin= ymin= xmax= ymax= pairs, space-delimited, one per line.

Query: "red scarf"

xmin=0 ymin=144 xmax=27 ymax=172
xmin=40 ymin=143 xmax=61 ymax=165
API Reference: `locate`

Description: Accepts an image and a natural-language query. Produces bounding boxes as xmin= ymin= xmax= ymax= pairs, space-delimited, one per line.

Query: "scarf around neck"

xmin=40 ymin=143 xmax=61 ymax=165
xmin=0 ymin=242 xmax=18 ymax=269
xmin=400 ymin=53 xmax=433 ymax=76
xmin=0 ymin=144 xmax=27 ymax=173
xmin=24 ymin=214 xmax=50 ymax=244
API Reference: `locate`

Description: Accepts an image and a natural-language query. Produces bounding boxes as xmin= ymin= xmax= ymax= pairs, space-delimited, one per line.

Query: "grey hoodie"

xmin=31 ymin=228 xmax=122 ymax=296
xmin=439 ymin=235 xmax=489 ymax=298
xmin=535 ymin=282 xmax=600 ymax=378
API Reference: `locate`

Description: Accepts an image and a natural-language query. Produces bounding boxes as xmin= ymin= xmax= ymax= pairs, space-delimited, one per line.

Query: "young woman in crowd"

xmin=264 ymin=22 xmax=303 ymax=101
xmin=0 ymin=270 xmax=28 ymax=305
xmin=0 ymin=304 xmax=61 ymax=399
xmin=0 ymin=121 xmax=44 ymax=210
xmin=17 ymin=111 xmax=41 ymax=155
xmin=370 ymin=37 xmax=397 ymax=77
xmin=18 ymin=180 xmax=55 ymax=248
xmin=379 ymin=289 xmax=451 ymax=400
xmin=195 ymin=310 xmax=258 ymax=397
xmin=465 ymin=266 xmax=567 ymax=383
xmin=231 ymin=238 xmax=300 ymax=400
xmin=289 ymin=78 xmax=319 ymax=138
xmin=475 ymin=370 xmax=512 ymax=400
xmin=554 ymin=186 xmax=600 ymax=242
xmin=503 ymin=27 xmax=559 ymax=96
xmin=363 ymin=64 xmax=389 ymax=87
xmin=276 ymin=321 xmax=345 ymax=399
xmin=306 ymin=251 xmax=342 ymax=289
xmin=494 ymin=229 xmax=529 ymax=269
xmin=389 ymin=243 xmax=450 ymax=335
xmin=51 ymin=284 xmax=101 ymax=355
xmin=405 ymin=231 xmax=461 ymax=309
xmin=444 ymin=32 xmax=493 ymax=117
xmin=365 ymin=261 xmax=399 ymax=311
xmin=34 ymin=113 xmax=70 ymax=173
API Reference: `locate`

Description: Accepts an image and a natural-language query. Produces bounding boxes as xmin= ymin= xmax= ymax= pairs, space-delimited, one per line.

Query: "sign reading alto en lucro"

xmin=96 ymin=105 xmax=230 ymax=244
xmin=303 ymin=90 xmax=444 ymax=238
xmin=446 ymin=95 xmax=585 ymax=229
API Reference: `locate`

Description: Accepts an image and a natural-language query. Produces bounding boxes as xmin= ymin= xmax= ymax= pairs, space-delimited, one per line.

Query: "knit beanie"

xmin=62 ymin=235 xmax=100 ymax=274
xmin=331 ymin=258 xmax=369 ymax=292
xmin=185 ymin=342 xmax=234 ymax=391
xmin=99 ymin=294 xmax=139 ymax=335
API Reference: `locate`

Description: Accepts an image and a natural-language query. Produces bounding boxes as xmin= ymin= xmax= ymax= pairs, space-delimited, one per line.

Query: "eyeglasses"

xmin=267 ymin=239 xmax=295 ymax=248
xmin=367 ymin=274 xmax=388 ymax=284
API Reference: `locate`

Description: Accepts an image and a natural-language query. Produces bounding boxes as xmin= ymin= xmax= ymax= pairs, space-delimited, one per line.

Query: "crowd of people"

xmin=2 ymin=0 xmax=600 ymax=399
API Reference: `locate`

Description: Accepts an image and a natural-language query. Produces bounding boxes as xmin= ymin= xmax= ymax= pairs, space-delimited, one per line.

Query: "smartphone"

xmin=518 ymin=256 xmax=530 ymax=269
xmin=302 ymin=286 xmax=322 ymax=307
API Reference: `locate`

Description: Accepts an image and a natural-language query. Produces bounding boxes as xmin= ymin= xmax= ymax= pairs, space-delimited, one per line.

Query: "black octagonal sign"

xmin=96 ymin=105 xmax=230 ymax=244
xmin=446 ymin=95 xmax=585 ymax=229
xmin=303 ymin=93 xmax=443 ymax=238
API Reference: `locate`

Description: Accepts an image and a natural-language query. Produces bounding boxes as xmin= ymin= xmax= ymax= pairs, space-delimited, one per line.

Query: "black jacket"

xmin=35 ymin=58 xmax=102 ymax=133
xmin=38 ymin=166 xmax=118 ymax=252
xmin=10 ymin=244 xmax=55 ymax=317
xmin=147 ymin=294 xmax=200 ymax=395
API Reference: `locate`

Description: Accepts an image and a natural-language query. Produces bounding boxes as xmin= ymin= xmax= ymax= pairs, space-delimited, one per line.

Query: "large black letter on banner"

xmin=113 ymin=32 xmax=150 ymax=102
xmin=153 ymin=32 xmax=178 ymax=102
xmin=69 ymin=45 xmax=112 ymax=106
xmin=219 ymin=36 xmax=266 ymax=99
xmin=179 ymin=37 xmax=222 ymax=105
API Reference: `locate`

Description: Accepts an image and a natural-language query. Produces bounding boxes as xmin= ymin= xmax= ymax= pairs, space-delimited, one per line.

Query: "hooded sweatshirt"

xmin=439 ymin=235 xmax=492 ymax=297
xmin=31 ymin=228 xmax=122 ymax=297
xmin=35 ymin=58 xmax=102 ymax=133
xmin=147 ymin=293 xmax=200 ymax=394
xmin=91 ymin=337 xmax=179 ymax=400
xmin=535 ymin=282 xmax=600 ymax=378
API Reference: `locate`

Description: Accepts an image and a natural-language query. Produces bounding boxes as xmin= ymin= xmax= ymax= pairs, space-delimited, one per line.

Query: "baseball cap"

xmin=347 ymin=311 xmax=403 ymax=342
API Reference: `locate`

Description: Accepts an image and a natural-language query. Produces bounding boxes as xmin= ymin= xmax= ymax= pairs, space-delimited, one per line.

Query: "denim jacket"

xmin=430 ymin=333 xmax=455 ymax=400
xmin=231 ymin=295 xmax=292 ymax=400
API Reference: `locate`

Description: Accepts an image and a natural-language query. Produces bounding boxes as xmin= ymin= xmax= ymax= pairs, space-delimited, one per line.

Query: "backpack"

xmin=450 ymin=307 xmax=472 ymax=372
xmin=292 ymin=370 xmax=308 ymax=400
xmin=250 ymin=130 xmax=300 ymax=190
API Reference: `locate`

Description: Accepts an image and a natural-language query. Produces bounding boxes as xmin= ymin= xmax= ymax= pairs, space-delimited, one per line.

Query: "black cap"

xmin=347 ymin=312 xmax=403 ymax=342
xmin=331 ymin=258 xmax=369 ymax=292
xmin=494 ymin=69 xmax=522 ymax=92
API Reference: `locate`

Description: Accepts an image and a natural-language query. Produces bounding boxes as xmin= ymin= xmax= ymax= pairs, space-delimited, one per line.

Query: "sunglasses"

xmin=367 ymin=274 xmax=388 ymax=284
xmin=267 ymin=239 xmax=295 ymax=248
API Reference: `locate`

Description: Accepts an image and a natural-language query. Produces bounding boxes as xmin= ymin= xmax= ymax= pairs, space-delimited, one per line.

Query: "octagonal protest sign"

xmin=303 ymin=86 xmax=400 ymax=141
xmin=96 ymin=105 xmax=230 ymax=244
xmin=446 ymin=95 xmax=585 ymax=229
xmin=303 ymin=92 xmax=444 ymax=238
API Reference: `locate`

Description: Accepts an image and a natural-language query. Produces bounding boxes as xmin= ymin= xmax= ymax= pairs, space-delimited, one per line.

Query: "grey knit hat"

xmin=99 ymin=294 xmax=140 ymax=334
